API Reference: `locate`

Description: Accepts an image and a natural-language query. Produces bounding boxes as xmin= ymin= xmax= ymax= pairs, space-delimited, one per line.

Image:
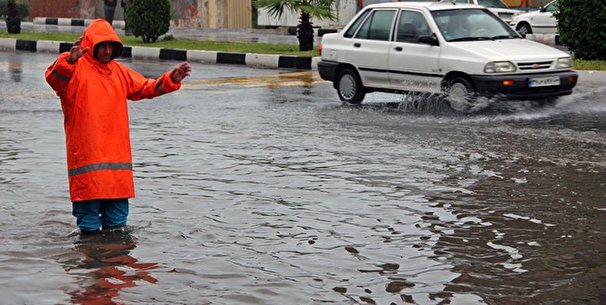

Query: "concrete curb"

xmin=33 ymin=17 xmax=126 ymax=30
xmin=0 ymin=37 xmax=319 ymax=71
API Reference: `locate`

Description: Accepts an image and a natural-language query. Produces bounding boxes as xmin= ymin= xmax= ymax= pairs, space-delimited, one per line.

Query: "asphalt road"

xmin=1 ymin=51 xmax=605 ymax=305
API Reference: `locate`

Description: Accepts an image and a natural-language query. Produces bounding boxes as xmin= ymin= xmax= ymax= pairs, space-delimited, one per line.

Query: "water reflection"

xmin=66 ymin=231 xmax=157 ymax=305
xmin=9 ymin=61 xmax=22 ymax=82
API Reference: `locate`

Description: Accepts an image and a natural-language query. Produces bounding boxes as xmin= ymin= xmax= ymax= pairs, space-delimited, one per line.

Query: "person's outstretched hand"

xmin=67 ymin=36 xmax=89 ymax=65
xmin=170 ymin=62 xmax=192 ymax=83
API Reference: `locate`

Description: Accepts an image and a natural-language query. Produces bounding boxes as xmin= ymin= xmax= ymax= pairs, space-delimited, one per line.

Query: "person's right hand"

xmin=67 ymin=36 xmax=89 ymax=65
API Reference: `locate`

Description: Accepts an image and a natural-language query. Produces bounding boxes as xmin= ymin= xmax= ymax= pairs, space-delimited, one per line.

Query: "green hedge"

xmin=0 ymin=0 xmax=28 ymax=20
xmin=555 ymin=0 xmax=606 ymax=60
xmin=125 ymin=0 xmax=171 ymax=43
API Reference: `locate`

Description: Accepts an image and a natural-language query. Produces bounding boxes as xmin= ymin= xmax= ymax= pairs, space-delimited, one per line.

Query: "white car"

xmin=468 ymin=0 xmax=520 ymax=22
xmin=510 ymin=0 xmax=558 ymax=35
xmin=317 ymin=1 xmax=577 ymax=112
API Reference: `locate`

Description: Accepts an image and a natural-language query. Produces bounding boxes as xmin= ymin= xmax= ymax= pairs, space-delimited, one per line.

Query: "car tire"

xmin=336 ymin=68 xmax=366 ymax=104
xmin=516 ymin=23 xmax=532 ymax=36
xmin=444 ymin=77 xmax=476 ymax=113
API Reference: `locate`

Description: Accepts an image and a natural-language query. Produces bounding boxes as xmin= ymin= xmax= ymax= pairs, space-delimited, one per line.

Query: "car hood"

xmin=487 ymin=8 xmax=520 ymax=22
xmin=450 ymin=38 xmax=569 ymax=61
xmin=488 ymin=8 xmax=519 ymax=14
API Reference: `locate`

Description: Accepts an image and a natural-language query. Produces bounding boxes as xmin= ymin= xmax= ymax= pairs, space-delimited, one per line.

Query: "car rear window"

xmin=344 ymin=9 xmax=371 ymax=38
xmin=354 ymin=9 xmax=397 ymax=41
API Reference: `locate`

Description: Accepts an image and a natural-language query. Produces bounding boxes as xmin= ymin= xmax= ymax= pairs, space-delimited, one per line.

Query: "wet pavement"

xmin=1 ymin=51 xmax=606 ymax=305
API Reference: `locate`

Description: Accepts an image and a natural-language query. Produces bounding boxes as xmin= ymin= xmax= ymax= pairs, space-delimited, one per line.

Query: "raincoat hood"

xmin=82 ymin=19 xmax=123 ymax=61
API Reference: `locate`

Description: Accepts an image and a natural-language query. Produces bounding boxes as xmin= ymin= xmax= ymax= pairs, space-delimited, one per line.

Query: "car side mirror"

xmin=418 ymin=34 xmax=439 ymax=46
xmin=539 ymin=6 xmax=547 ymax=12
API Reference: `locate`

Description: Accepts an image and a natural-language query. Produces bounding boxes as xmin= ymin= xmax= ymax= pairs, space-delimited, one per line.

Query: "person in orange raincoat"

xmin=45 ymin=19 xmax=191 ymax=235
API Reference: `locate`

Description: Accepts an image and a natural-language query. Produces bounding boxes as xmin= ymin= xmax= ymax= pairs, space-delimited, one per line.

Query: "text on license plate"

xmin=528 ymin=76 xmax=560 ymax=87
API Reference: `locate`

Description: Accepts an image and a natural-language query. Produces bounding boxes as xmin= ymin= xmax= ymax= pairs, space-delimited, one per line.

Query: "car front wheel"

xmin=444 ymin=77 xmax=476 ymax=113
xmin=516 ymin=23 xmax=532 ymax=36
xmin=336 ymin=68 xmax=366 ymax=104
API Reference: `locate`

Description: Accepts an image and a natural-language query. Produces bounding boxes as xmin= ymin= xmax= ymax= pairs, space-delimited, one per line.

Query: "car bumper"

xmin=471 ymin=71 xmax=578 ymax=100
xmin=318 ymin=60 xmax=339 ymax=82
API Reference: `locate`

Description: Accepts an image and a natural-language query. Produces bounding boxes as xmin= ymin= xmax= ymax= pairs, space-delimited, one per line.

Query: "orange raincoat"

xmin=45 ymin=19 xmax=181 ymax=202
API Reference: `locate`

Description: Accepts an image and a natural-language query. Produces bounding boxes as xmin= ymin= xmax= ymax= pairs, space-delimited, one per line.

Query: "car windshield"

xmin=476 ymin=0 xmax=509 ymax=8
xmin=432 ymin=8 xmax=519 ymax=42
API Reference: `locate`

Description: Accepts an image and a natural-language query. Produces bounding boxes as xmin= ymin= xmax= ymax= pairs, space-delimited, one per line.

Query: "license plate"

xmin=528 ymin=76 xmax=560 ymax=87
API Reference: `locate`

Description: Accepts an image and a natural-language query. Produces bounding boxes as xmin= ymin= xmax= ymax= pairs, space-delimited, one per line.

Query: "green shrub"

xmin=554 ymin=0 xmax=606 ymax=60
xmin=125 ymin=0 xmax=171 ymax=43
xmin=0 ymin=0 xmax=29 ymax=20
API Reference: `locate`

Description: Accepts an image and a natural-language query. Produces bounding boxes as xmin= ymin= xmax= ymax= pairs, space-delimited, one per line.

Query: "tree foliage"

xmin=554 ymin=0 xmax=606 ymax=60
xmin=125 ymin=0 xmax=171 ymax=43
xmin=256 ymin=0 xmax=336 ymax=51
xmin=0 ymin=0 xmax=28 ymax=20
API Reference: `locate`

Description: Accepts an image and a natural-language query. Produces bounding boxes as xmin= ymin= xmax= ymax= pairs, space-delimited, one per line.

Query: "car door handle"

xmin=394 ymin=46 xmax=403 ymax=51
xmin=354 ymin=43 xmax=361 ymax=48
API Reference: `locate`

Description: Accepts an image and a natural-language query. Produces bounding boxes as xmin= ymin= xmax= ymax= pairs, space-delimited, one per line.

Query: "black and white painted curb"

xmin=0 ymin=37 xmax=320 ymax=70
xmin=33 ymin=17 xmax=126 ymax=30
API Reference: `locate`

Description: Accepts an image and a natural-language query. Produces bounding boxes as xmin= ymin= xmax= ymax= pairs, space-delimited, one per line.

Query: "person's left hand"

xmin=170 ymin=62 xmax=192 ymax=83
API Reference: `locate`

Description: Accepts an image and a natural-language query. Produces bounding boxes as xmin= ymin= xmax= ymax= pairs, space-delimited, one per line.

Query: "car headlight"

xmin=556 ymin=57 xmax=572 ymax=69
xmin=484 ymin=61 xmax=516 ymax=73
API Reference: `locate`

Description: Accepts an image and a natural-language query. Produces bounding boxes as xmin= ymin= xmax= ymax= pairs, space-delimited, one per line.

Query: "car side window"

xmin=546 ymin=1 xmax=558 ymax=13
xmin=354 ymin=10 xmax=396 ymax=41
xmin=344 ymin=10 xmax=370 ymax=38
xmin=396 ymin=10 xmax=432 ymax=43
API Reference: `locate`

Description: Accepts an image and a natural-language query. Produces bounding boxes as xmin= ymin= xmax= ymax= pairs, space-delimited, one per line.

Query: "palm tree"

xmin=256 ymin=0 xmax=337 ymax=51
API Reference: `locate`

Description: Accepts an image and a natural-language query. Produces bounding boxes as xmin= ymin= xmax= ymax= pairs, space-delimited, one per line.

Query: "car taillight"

xmin=319 ymin=43 xmax=323 ymax=56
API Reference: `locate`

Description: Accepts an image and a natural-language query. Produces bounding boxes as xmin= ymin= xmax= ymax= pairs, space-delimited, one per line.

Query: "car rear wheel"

xmin=336 ymin=68 xmax=366 ymax=104
xmin=445 ymin=77 xmax=476 ymax=113
xmin=517 ymin=23 xmax=532 ymax=36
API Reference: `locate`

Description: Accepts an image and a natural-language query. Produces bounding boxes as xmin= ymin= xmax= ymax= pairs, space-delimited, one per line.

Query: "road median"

xmin=0 ymin=37 xmax=319 ymax=71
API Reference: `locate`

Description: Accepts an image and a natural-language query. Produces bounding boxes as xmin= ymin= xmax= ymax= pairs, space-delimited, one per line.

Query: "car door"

xmin=533 ymin=0 xmax=558 ymax=34
xmin=388 ymin=9 xmax=441 ymax=94
xmin=340 ymin=9 xmax=397 ymax=89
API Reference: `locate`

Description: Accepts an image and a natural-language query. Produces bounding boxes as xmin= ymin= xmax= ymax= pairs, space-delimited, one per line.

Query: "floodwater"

xmin=1 ymin=52 xmax=605 ymax=305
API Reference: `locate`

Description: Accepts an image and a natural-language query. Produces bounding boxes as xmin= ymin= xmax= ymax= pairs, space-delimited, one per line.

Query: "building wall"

xmin=172 ymin=0 xmax=202 ymax=27
xmin=28 ymin=0 xmax=97 ymax=19
xmin=26 ymin=0 xmax=251 ymax=29
xmin=502 ymin=0 xmax=552 ymax=8
xmin=172 ymin=0 xmax=251 ymax=29
xmin=227 ymin=0 xmax=251 ymax=28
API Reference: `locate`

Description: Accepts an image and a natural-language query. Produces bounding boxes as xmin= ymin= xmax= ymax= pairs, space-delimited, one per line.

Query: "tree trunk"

xmin=6 ymin=1 xmax=21 ymax=34
xmin=297 ymin=11 xmax=314 ymax=51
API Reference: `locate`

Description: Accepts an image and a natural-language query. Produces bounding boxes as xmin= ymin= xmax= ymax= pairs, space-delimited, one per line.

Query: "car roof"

xmin=365 ymin=1 xmax=482 ymax=11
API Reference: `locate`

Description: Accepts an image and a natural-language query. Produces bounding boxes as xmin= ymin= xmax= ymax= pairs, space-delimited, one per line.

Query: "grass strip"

xmin=572 ymin=59 xmax=606 ymax=71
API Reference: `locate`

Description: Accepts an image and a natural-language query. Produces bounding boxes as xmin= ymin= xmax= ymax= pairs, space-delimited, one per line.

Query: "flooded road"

xmin=1 ymin=52 xmax=605 ymax=305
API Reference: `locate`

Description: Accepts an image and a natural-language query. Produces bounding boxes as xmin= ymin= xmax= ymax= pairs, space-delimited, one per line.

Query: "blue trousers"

xmin=72 ymin=198 xmax=129 ymax=233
